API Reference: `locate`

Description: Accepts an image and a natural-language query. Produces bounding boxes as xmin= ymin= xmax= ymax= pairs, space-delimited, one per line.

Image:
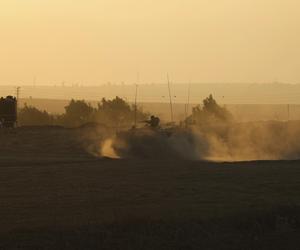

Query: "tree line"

xmin=18 ymin=96 xmax=148 ymax=127
xmin=18 ymin=95 xmax=233 ymax=127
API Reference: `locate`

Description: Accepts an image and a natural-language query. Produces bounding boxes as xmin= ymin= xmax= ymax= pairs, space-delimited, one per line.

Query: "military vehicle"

xmin=0 ymin=96 xmax=17 ymax=128
xmin=111 ymin=115 xmax=195 ymax=159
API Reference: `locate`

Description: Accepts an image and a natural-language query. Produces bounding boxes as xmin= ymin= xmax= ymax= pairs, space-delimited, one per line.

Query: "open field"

xmin=1 ymin=127 xmax=300 ymax=249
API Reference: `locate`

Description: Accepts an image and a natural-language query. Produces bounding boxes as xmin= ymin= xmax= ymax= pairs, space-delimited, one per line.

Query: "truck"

xmin=0 ymin=96 xmax=17 ymax=128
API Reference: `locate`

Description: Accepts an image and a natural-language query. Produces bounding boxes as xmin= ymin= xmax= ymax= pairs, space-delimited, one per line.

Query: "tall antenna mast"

xmin=167 ymin=74 xmax=174 ymax=123
xmin=134 ymin=84 xmax=138 ymax=127
xmin=16 ymin=86 xmax=21 ymax=127
xmin=185 ymin=81 xmax=191 ymax=122
xmin=134 ymin=72 xmax=139 ymax=128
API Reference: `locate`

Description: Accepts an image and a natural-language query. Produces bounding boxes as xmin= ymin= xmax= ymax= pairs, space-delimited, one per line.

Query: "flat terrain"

xmin=0 ymin=127 xmax=300 ymax=249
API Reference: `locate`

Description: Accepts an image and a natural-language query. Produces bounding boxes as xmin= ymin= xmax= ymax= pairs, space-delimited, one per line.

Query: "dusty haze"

xmin=1 ymin=0 xmax=300 ymax=85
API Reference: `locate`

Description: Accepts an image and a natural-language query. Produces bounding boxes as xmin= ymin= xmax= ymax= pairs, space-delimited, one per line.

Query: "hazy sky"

xmin=1 ymin=0 xmax=300 ymax=85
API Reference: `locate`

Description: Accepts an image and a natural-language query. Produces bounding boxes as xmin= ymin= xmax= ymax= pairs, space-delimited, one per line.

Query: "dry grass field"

xmin=0 ymin=126 xmax=300 ymax=249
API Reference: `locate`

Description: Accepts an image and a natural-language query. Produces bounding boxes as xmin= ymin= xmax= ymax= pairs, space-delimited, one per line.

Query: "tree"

xmin=191 ymin=94 xmax=233 ymax=125
xmin=17 ymin=97 xmax=149 ymax=128
xmin=96 ymin=96 xmax=148 ymax=127
xmin=18 ymin=104 xmax=53 ymax=126
xmin=63 ymin=99 xmax=95 ymax=126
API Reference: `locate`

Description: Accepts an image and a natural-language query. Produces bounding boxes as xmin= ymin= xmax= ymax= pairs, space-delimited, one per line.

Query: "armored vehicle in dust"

xmin=111 ymin=120 xmax=196 ymax=159
xmin=0 ymin=96 xmax=17 ymax=128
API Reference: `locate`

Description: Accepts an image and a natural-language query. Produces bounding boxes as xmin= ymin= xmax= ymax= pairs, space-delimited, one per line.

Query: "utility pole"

xmin=16 ymin=86 xmax=20 ymax=107
xmin=167 ymin=74 xmax=174 ymax=123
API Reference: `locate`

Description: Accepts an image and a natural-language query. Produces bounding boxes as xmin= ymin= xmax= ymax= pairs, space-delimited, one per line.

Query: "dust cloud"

xmin=101 ymin=139 xmax=120 ymax=159
xmin=94 ymin=121 xmax=300 ymax=162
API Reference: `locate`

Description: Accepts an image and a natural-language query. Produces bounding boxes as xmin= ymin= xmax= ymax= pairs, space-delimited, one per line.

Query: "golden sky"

xmin=1 ymin=0 xmax=300 ymax=84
